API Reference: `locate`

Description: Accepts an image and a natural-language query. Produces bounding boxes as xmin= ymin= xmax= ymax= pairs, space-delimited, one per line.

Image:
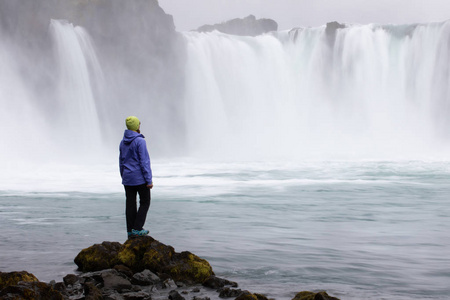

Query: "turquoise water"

xmin=1 ymin=160 xmax=449 ymax=299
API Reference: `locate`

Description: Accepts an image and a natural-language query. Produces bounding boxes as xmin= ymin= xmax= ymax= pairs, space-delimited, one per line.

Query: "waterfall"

xmin=50 ymin=19 xmax=104 ymax=151
xmin=2 ymin=17 xmax=450 ymax=163
xmin=182 ymin=21 xmax=450 ymax=160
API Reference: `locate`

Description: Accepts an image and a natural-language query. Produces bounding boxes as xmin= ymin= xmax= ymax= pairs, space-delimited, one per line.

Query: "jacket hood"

xmin=122 ymin=130 xmax=145 ymax=145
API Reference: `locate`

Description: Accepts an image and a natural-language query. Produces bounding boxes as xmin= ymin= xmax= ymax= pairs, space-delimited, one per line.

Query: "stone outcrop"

xmin=0 ymin=271 xmax=39 ymax=289
xmin=0 ymin=237 xmax=340 ymax=300
xmin=293 ymin=290 xmax=340 ymax=300
xmin=325 ymin=21 xmax=346 ymax=45
xmin=75 ymin=236 xmax=214 ymax=284
xmin=197 ymin=15 xmax=278 ymax=36
xmin=0 ymin=272 xmax=63 ymax=300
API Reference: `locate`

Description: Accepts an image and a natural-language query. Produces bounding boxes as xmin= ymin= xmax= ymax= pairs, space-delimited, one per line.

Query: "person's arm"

xmin=137 ymin=138 xmax=153 ymax=187
xmin=119 ymin=142 xmax=124 ymax=178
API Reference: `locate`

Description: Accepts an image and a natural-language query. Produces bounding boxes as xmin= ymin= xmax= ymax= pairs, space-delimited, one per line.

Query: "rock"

xmin=196 ymin=15 xmax=278 ymax=36
xmin=52 ymin=281 xmax=67 ymax=293
xmin=0 ymin=281 xmax=64 ymax=300
xmin=102 ymin=270 xmax=132 ymax=292
xmin=63 ymin=273 xmax=80 ymax=286
xmin=117 ymin=236 xmax=214 ymax=284
xmin=202 ymin=275 xmax=238 ymax=289
xmin=84 ymin=282 xmax=104 ymax=300
xmin=235 ymin=291 xmax=258 ymax=300
xmin=75 ymin=241 xmax=122 ymax=272
xmin=193 ymin=297 xmax=210 ymax=300
xmin=122 ymin=290 xmax=152 ymax=300
xmin=325 ymin=21 xmax=346 ymax=45
xmin=254 ymin=294 xmax=269 ymax=300
xmin=132 ymin=269 xmax=160 ymax=286
xmin=169 ymin=289 xmax=185 ymax=300
xmin=0 ymin=271 xmax=39 ymax=289
xmin=292 ymin=291 xmax=340 ymax=300
xmin=161 ymin=278 xmax=178 ymax=289
xmin=103 ymin=291 xmax=124 ymax=300
xmin=218 ymin=287 xmax=242 ymax=298
xmin=114 ymin=265 xmax=134 ymax=279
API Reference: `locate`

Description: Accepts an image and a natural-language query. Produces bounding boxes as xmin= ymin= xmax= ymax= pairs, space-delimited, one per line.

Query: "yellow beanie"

xmin=126 ymin=116 xmax=140 ymax=131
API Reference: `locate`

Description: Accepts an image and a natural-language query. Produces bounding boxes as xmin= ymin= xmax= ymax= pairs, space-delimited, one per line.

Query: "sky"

xmin=158 ymin=0 xmax=450 ymax=31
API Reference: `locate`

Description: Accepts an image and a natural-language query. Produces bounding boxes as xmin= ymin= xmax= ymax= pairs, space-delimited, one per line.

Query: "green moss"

xmin=0 ymin=271 xmax=39 ymax=289
xmin=293 ymin=291 xmax=315 ymax=300
xmin=235 ymin=292 xmax=259 ymax=300
xmin=167 ymin=251 xmax=214 ymax=283
xmin=292 ymin=291 xmax=340 ymax=300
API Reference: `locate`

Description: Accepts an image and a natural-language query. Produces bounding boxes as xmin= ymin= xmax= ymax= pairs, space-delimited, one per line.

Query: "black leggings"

xmin=124 ymin=184 xmax=151 ymax=232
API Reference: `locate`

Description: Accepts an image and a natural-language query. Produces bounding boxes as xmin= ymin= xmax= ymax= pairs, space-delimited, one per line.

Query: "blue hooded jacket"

xmin=119 ymin=130 xmax=153 ymax=186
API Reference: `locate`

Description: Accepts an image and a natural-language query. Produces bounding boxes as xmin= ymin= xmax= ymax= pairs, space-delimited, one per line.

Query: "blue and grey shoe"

xmin=131 ymin=229 xmax=149 ymax=236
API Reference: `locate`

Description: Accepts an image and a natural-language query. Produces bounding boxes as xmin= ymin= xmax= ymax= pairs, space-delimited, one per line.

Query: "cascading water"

xmin=50 ymin=19 xmax=104 ymax=152
xmin=182 ymin=21 xmax=450 ymax=160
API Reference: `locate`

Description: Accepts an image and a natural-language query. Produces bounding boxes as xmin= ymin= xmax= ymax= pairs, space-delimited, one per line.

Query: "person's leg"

xmin=124 ymin=185 xmax=138 ymax=233
xmin=133 ymin=184 xmax=151 ymax=231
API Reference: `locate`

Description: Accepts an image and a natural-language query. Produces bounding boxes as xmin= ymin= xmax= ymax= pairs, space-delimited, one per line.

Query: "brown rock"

xmin=84 ymin=281 xmax=103 ymax=300
xmin=0 ymin=281 xmax=64 ymax=300
xmin=292 ymin=291 xmax=340 ymax=300
xmin=74 ymin=241 xmax=122 ymax=272
xmin=0 ymin=271 xmax=39 ymax=289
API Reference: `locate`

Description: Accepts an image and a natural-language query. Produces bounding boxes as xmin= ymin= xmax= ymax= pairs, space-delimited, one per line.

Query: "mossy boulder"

xmin=74 ymin=236 xmax=214 ymax=284
xmin=165 ymin=250 xmax=214 ymax=284
xmin=118 ymin=236 xmax=175 ymax=272
xmin=0 ymin=271 xmax=39 ymax=289
xmin=118 ymin=236 xmax=214 ymax=283
xmin=292 ymin=291 xmax=340 ymax=300
xmin=74 ymin=241 xmax=122 ymax=272
xmin=0 ymin=281 xmax=63 ymax=300
xmin=235 ymin=291 xmax=259 ymax=300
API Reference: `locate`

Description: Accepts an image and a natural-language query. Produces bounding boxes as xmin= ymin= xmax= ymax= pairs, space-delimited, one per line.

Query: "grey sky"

xmin=158 ymin=0 xmax=450 ymax=31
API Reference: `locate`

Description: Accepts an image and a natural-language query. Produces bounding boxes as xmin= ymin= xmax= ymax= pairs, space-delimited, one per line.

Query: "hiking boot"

xmin=131 ymin=229 xmax=149 ymax=236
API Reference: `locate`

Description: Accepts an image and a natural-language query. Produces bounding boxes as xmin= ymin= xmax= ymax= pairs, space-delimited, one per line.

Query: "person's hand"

xmin=147 ymin=184 xmax=153 ymax=189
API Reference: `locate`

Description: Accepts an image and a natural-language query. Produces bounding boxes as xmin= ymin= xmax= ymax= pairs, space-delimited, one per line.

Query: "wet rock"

xmin=63 ymin=273 xmax=80 ymax=286
xmin=132 ymin=269 xmax=160 ymax=286
xmin=52 ymin=281 xmax=67 ymax=293
xmin=325 ymin=21 xmax=346 ymax=46
xmin=202 ymin=275 xmax=238 ymax=289
xmin=169 ymin=289 xmax=185 ymax=300
xmin=75 ymin=237 xmax=214 ymax=284
xmin=161 ymin=278 xmax=178 ymax=289
xmin=235 ymin=291 xmax=258 ymax=300
xmin=75 ymin=241 xmax=122 ymax=272
xmin=0 ymin=271 xmax=39 ymax=289
xmin=84 ymin=281 xmax=103 ymax=300
xmin=122 ymin=290 xmax=152 ymax=300
xmin=193 ymin=297 xmax=210 ymax=300
xmin=102 ymin=270 xmax=132 ymax=292
xmin=254 ymin=293 xmax=269 ymax=300
xmin=118 ymin=236 xmax=214 ymax=284
xmin=115 ymin=265 xmax=134 ymax=279
xmin=0 ymin=281 xmax=64 ymax=300
xmin=292 ymin=291 xmax=340 ymax=300
xmin=103 ymin=291 xmax=124 ymax=300
xmin=218 ymin=287 xmax=242 ymax=298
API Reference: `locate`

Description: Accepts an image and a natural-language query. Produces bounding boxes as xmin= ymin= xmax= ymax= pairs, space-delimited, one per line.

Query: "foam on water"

xmin=2 ymin=160 xmax=449 ymax=300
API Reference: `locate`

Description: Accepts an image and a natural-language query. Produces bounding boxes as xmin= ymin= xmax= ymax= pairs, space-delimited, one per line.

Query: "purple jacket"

xmin=119 ymin=130 xmax=153 ymax=186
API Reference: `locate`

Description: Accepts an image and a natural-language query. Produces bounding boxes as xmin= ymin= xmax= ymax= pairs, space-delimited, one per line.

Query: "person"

xmin=119 ymin=116 xmax=153 ymax=238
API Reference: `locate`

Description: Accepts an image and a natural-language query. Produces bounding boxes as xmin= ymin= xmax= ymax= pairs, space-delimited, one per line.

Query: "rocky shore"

xmin=0 ymin=236 xmax=340 ymax=300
